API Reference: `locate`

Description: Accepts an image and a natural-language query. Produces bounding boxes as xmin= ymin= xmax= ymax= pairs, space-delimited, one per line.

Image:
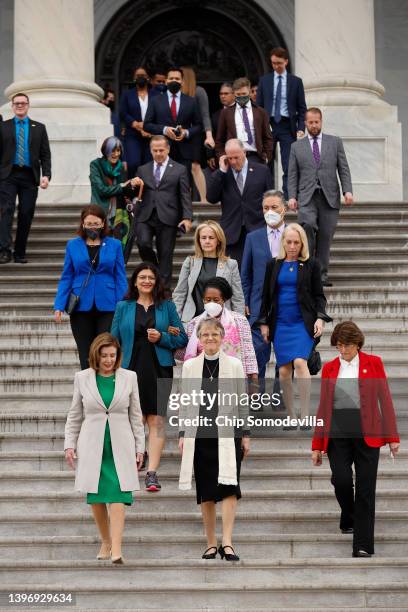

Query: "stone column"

xmin=1 ymin=0 xmax=111 ymax=202
xmin=295 ymin=0 xmax=402 ymax=201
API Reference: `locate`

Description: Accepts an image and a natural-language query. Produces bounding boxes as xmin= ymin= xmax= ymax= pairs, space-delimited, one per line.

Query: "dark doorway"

xmin=96 ymin=0 xmax=286 ymax=113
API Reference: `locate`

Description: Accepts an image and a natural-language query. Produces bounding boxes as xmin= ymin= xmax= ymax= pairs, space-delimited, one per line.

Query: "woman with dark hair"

xmin=119 ymin=66 xmax=154 ymax=178
xmin=111 ymin=262 xmax=187 ymax=491
xmin=54 ymin=205 xmax=128 ymax=369
xmin=312 ymin=321 xmax=400 ymax=558
xmin=184 ymin=277 xmax=258 ymax=380
xmin=89 ymin=136 xmax=142 ymax=228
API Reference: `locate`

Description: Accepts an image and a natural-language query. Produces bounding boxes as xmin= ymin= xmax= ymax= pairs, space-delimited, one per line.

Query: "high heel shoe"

xmin=218 ymin=544 xmax=240 ymax=561
xmin=111 ymin=555 xmax=124 ymax=564
xmin=202 ymin=546 xmax=218 ymax=559
xmin=96 ymin=542 xmax=111 ymax=560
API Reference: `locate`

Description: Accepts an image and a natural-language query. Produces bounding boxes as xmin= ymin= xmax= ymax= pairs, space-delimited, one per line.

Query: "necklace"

xmin=286 ymin=260 xmax=297 ymax=272
xmin=204 ymin=359 xmax=219 ymax=382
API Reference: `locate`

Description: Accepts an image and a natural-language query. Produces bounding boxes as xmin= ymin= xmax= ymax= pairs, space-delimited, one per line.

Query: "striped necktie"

xmin=17 ymin=120 xmax=25 ymax=167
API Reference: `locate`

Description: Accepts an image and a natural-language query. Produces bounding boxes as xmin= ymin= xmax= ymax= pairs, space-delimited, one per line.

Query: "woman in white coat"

xmin=64 ymin=332 xmax=145 ymax=564
xmin=178 ymin=318 xmax=250 ymax=561
xmin=173 ymin=220 xmax=245 ymax=324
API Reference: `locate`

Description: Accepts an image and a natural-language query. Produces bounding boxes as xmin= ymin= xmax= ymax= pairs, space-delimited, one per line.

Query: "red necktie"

xmin=170 ymin=95 xmax=177 ymax=122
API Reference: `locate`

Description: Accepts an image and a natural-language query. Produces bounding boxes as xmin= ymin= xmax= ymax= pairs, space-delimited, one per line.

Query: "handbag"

xmin=307 ymin=346 xmax=322 ymax=376
xmin=65 ymin=247 xmax=101 ymax=315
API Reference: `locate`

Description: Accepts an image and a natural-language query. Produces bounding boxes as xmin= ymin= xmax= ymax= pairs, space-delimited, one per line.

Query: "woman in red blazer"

xmin=312 ymin=321 xmax=400 ymax=558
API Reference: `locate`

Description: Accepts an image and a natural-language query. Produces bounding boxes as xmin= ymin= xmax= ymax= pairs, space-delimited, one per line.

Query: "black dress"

xmin=192 ymin=257 xmax=218 ymax=316
xmin=193 ymin=357 xmax=243 ymax=504
xmin=128 ymin=303 xmax=173 ymax=416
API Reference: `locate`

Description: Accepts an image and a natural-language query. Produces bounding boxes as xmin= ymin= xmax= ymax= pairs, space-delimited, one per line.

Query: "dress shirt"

xmin=267 ymin=224 xmax=284 ymax=257
xmin=153 ymin=156 xmax=169 ymax=182
xmin=272 ymin=71 xmax=288 ymax=118
xmin=14 ymin=116 xmax=31 ymax=167
xmin=230 ymin=159 xmax=248 ymax=189
xmin=338 ymin=353 xmax=359 ymax=379
xmin=234 ymin=103 xmax=257 ymax=152
xmin=138 ymin=95 xmax=148 ymax=121
xmin=308 ymin=132 xmax=322 ymax=154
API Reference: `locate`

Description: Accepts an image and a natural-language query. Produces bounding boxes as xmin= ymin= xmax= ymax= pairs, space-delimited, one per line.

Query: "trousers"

xmin=70 ymin=309 xmax=114 ymax=370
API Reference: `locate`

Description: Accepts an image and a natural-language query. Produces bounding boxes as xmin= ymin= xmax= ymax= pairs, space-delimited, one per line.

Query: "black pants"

xmin=136 ymin=209 xmax=178 ymax=288
xmin=70 ymin=309 xmax=114 ymax=370
xmin=226 ymin=226 xmax=247 ymax=270
xmin=0 ymin=166 xmax=38 ymax=257
xmin=270 ymin=117 xmax=295 ymax=199
xmin=327 ymin=434 xmax=380 ymax=554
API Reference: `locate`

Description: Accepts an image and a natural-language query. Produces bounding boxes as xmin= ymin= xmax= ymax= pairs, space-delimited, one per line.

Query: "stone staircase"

xmin=0 ymin=201 xmax=407 ymax=610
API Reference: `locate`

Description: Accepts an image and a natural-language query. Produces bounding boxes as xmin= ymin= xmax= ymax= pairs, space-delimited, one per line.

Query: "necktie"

xmin=274 ymin=76 xmax=282 ymax=123
xmin=235 ymin=170 xmax=244 ymax=195
xmin=170 ymin=95 xmax=177 ymax=122
xmin=312 ymin=137 xmax=320 ymax=165
xmin=17 ymin=120 xmax=25 ymax=167
xmin=154 ymin=162 xmax=162 ymax=187
xmin=241 ymin=106 xmax=254 ymax=145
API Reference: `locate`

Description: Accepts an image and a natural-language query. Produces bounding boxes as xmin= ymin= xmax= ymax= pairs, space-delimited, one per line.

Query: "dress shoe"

xmin=112 ymin=555 xmax=124 ymax=564
xmin=0 ymin=252 xmax=12 ymax=264
xmin=202 ymin=546 xmax=218 ymax=559
xmin=14 ymin=255 xmax=28 ymax=264
xmin=322 ymin=279 xmax=333 ymax=287
xmin=341 ymin=527 xmax=354 ymax=534
xmin=352 ymin=549 xmax=371 ymax=558
xmin=218 ymin=544 xmax=240 ymax=561
xmin=96 ymin=542 xmax=111 ymax=560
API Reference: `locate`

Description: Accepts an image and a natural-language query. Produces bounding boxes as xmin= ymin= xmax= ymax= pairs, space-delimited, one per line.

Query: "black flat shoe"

xmin=218 ymin=545 xmax=239 ymax=561
xmin=202 ymin=546 xmax=218 ymax=559
xmin=352 ymin=549 xmax=371 ymax=558
xmin=13 ymin=255 xmax=28 ymax=264
xmin=341 ymin=527 xmax=354 ymax=534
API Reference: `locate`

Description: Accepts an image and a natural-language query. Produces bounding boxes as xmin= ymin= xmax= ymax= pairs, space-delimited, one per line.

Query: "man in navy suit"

xmin=241 ymin=190 xmax=286 ymax=383
xmin=206 ymin=138 xmax=273 ymax=268
xmin=257 ymin=47 xmax=307 ymax=199
xmin=144 ymin=67 xmax=202 ymax=177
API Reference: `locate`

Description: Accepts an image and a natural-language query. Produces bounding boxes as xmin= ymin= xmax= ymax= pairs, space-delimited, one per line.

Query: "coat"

xmin=257 ymin=257 xmax=332 ymax=340
xmin=312 ymin=352 xmax=400 ymax=453
xmin=173 ymin=256 xmax=245 ymax=323
xmin=241 ymin=225 xmax=274 ymax=326
xmin=287 ymin=133 xmax=353 ymax=209
xmin=0 ymin=117 xmax=51 ymax=184
xmin=54 ymin=236 xmax=128 ymax=312
xmin=111 ymin=299 xmax=188 ymax=368
xmin=64 ymin=367 xmax=145 ymax=493
xmin=89 ymin=157 xmax=130 ymax=214
xmin=256 ymin=72 xmax=307 ymax=137
xmin=178 ymin=350 xmax=248 ymax=490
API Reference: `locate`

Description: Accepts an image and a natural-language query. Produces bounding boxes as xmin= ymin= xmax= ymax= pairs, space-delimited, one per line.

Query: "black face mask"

xmin=155 ymin=83 xmax=167 ymax=93
xmin=167 ymin=81 xmax=181 ymax=94
xmin=84 ymin=227 xmax=102 ymax=241
xmin=135 ymin=76 xmax=148 ymax=88
xmin=235 ymin=95 xmax=250 ymax=107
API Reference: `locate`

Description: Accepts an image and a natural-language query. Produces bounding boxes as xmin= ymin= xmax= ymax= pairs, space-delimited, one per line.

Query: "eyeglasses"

xmin=136 ymin=275 xmax=156 ymax=282
xmin=83 ymin=223 xmax=103 ymax=229
xmin=13 ymin=102 xmax=28 ymax=107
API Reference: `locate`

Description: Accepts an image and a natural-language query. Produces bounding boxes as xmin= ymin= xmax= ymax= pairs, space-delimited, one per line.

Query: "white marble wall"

xmin=0 ymin=0 xmax=13 ymax=106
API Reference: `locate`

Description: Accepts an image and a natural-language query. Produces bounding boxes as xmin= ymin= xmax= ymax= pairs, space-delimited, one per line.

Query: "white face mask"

xmin=264 ymin=211 xmax=282 ymax=227
xmin=204 ymin=302 xmax=223 ymax=317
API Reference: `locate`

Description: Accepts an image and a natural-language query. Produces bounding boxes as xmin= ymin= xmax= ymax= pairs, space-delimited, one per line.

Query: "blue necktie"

xmin=274 ymin=76 xmax=282 ymax=123
xmin=17 ymin=120 xmax=25 ymax=167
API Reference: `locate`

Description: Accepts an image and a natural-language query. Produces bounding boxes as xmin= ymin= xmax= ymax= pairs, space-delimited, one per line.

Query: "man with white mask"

xmin=241 ymin=190 xmax=286 ymax=386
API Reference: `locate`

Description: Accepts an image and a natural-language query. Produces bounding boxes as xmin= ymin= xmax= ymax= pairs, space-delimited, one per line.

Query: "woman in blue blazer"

xmin=111 ymin=262 xmax=187 ymax=492
xmin=54 ymin=205 xmax=128 ymax=369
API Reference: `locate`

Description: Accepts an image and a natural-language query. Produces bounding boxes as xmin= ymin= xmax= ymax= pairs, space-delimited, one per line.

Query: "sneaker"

xmin=145 ymin=471 xmax=161 ymax=492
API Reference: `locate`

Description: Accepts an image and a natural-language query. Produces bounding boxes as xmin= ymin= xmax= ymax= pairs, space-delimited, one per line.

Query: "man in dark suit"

xmin=0 ymin=92 xmax=51 ymax=264
xmin=288 ymin=107 xmax=353 ymax=286
xmin=216 ymin=77 xmax=273 ymax=165
xmin=206 ymin=138 xmax=273 ymax=268
xmin=241 ymin=190 xmax=286 ymax=382
xmin=143 ymin=67 xmax=202 ymax=177
xmin=135 ymin=135 xmax=193 ymax=288
xmin=257 ymin=47 xmax=307 ymax=199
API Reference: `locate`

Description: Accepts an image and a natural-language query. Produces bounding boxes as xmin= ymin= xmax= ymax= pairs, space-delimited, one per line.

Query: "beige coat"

xmin=178 ymin=350 xmax=247 ymax=490
xmin=64 ymin=368 xmax=145 ymax=493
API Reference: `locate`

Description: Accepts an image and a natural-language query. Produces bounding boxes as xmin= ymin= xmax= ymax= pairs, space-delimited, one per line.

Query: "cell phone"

xmin=177 ymin=224 xmax=186 ymax=237
xmin=174 ymin=125 xmax=182 ymax=137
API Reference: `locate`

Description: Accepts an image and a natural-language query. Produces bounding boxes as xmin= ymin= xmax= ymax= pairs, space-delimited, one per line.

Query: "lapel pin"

xmin=249 ymin=168 xmax=254 ymax=172
xmin=169 ymin=164 xmax=173 ymax=167
xmin=363 ymin=369 xmax=367 ymax=374
xmin=299 ymin=263 xmax=303 ymax=267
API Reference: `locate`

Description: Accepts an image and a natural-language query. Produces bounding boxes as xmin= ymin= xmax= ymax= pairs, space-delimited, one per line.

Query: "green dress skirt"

xmin=87 ymin=373 xmax=133 ymax=505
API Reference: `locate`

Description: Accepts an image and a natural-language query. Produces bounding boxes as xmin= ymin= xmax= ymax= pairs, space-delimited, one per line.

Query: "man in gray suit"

xmin=135 ymin=135 xmax=193 ymax=288
xmin=288 ymin=108 xmax=353 ymax=286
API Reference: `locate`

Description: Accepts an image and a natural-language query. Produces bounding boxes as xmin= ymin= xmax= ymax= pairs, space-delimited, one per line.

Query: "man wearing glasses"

xmin=0 ymin=92 xmax=51 ymax=264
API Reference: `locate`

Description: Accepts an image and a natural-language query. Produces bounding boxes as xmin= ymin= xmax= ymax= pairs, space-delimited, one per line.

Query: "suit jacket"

xmin=288 ymin=133 xmax=353 ymax=209
xmin=206 ymin=162 xmax=273 ymax=244
xmin=256 ymin=72 xmax=307 ymax=137
xmin=241 ymin=226 xmax=274 ymax=326
xmin=119 ymin=88 xmax=156 ymax=139
xmin=144 ymin=93 xmax=202 ymax=160
xmin=64 ymin=367 xmax=145 ymax=493
xmin=0 ymin=117 xmax=51 ymax=184
xmin=257 ymin=257 xmax=332 ymax=339
xmin=54 ymin=236 xmax=128 ymax=312
xmin=135 ymin=158 xmax=192 ymax=225
xmin=111 ymin=299 xmax=187 ymax=368
xmin=89 ymin=157 xmax=130 ymax=214
xmin=215 ymin=102 xmax=273 ymax=161
xmin=173 ymin=256 xmax=245 ymax=323
xmin=312 ymin=352 xmax=400 ymax=453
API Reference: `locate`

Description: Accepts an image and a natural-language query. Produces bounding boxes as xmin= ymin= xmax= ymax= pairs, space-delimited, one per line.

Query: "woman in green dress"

xmin=64 ymin=332 xmax=145 ymax=564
